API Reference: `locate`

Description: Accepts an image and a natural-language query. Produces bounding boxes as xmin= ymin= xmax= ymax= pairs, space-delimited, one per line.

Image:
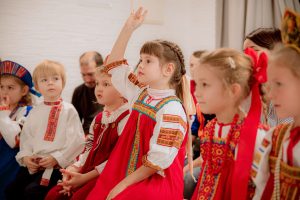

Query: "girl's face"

xmin=94 ymin=73 xmax=123 ymax=106
xmin=243 ymin=39 xmax=270 ymax=55
xmin=267 ymin=63 xmax=300 ymax=119
xmin=193 ymin=64 xmax=235 ymax=115
xmin=36 ymin=73 xmax=63 ymax=102
xmin=0 ymin=76 xmax=28 ymax=107
xmin=137 ymin=53 xmax=164 ymax=87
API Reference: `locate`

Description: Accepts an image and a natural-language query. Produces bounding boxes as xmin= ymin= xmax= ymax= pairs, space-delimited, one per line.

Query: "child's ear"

xmin=162 ymin=63 xmax=175 ymax=77
xmin=230 ymin=83 xmax=242 ymax=99
xmin=22 ymin=85 xmax=30 ymax=96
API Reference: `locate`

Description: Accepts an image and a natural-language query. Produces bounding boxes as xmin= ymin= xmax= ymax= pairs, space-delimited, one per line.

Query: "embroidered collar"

xmin=101 ymin=104 xmax=129 ymax=124
xmin=44 ymin=98 xmax=62 ymax=106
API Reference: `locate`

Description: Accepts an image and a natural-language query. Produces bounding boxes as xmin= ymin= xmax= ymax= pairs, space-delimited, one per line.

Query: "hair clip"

xmin=228 ymin=57 xmax=236 ymax=69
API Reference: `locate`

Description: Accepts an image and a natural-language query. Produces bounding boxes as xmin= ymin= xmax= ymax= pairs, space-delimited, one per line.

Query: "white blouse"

xmin=16 ymin=101 xmax=85 ymax=168
xmin=0 ymin=106 xmax=29 ymax=148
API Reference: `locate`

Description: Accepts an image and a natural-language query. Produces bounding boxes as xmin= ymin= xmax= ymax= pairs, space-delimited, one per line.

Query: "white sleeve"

xmin=109 ymin=64 xmax=144 ymax=107
xmin=16 ymin=110 xmax=35 ymax=166
xmin=117 ymin=114 xmax=130 ymax=136
xmin=95 ymin=160 xmax=108 ymax=174
xmin=73 ymin=118 xmax=96 ymax=168
xmin=51 ymin=108 xmax=86 ymax=168
xmin=143 ymin=101 xmax=187 ymax=173
xmin=252 ymin=128 xmax=274 ymax=200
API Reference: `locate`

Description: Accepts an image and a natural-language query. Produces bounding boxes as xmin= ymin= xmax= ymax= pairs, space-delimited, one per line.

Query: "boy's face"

xmin=94 ymin=73 xmax=123 ymax=106
xmin=36 ymin=74 xmax=63 ymax=102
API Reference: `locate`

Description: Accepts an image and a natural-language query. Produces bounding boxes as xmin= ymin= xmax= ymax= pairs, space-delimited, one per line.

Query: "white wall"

xmin=0 ymin=0 xmax=216 ymax=101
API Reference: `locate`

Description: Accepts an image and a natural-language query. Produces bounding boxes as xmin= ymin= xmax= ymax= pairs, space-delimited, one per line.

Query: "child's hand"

xmin=62 ymin=165 xmax=80 ymax=182
xmin=0 ymin=95 xmax=10 ymax=110
xmin=38 ymin=155 xmax=58 ymax=168
xmin=124 ymin=7 xmax=147 ymax=31
xmin=23 ymin=156 xmax=39 ymax=173
xmin=106 ymin=182 xmax=127 ymax=200
xmin=57 ymin=180 xmax=73 ymax=197
xmin=60 ymin=169 xmax=87 ymax=189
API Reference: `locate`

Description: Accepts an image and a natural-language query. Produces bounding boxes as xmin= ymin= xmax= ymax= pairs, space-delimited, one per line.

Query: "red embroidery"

xmin=43 ymin=99 xmax=62 ymax=142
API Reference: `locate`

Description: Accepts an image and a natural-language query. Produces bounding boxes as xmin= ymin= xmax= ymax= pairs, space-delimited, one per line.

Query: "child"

xmin=87 ymin=7 xmax=194 ymax=200
xmin=190 ymin=48 xmax=268 ymax=200
xmin=244 ymin=27 xmax=293 ymax=127
xmin=5 ymin=60 xmax=85 ymax=200
xmin=251 ymin=9 xmax=300 ymax=200
xmin=0 ymin=60 xmax=39 ymax=200
xmin=45 ymin=64 xmax=130 ymax=200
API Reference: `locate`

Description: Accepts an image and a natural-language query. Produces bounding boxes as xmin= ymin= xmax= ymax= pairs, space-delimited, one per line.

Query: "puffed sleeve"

xmin=73 ymin=117 xmax=96 ymax=168
xmin=0 ymin=106 xmax=30 ymax=148
xmin=104 ymin=60 xmax=144 ymax=106
xmin=50 ymin=107 xmax=85 ymax=168
xmin=251 ymin=128 xmax=274 ymax=200
xmin=142 ymin=101 xmax=187 ymax=174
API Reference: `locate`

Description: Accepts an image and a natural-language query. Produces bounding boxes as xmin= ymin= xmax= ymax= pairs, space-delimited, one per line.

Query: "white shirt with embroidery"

xmin=109 ymin=64 xmax=187 ymax=173
xmin=16 ymin=101 xmax=85 ymax=168
xmin=73 ymin=104 xmax=130 ymax=174
xmin=0 ymin=106 xmax=29 ymax=148
xmin=251 ymin=125 xmax=300 ymax=200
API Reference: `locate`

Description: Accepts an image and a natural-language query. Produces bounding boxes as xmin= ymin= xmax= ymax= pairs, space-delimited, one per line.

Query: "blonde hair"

xmin=199 ymin=48 xmax=253 ymax=102
xmin=0 ymin=75 xmax=32 ymax=106
xmin=269 ymin=45 xmax=300 ymax=78
xmin=33 ymin=60 xmax=66 ymax=89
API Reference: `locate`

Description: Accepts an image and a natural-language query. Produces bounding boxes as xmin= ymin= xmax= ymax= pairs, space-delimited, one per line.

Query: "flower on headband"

xmin=281 ymin=9 xmax=300 ymax=52
xmin=228 ymin=57 xmax=236 ymax=69
xmin=244 ymin=48 xmax=268 ymax=84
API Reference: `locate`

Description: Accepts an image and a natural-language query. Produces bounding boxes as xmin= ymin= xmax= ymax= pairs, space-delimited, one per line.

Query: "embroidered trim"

xmin=126 ymin=115 xmax=141 ymax=176
xmin=133 ymin=102 xmax=156 ymax=121
xmin=157 ymin=127 xmax=183 ymax=149
xmin=103 ymin=59 xmax=128 ymax=73
xmin=44 ymin=99 xmax=63 ymax=142
xmin=163 ymin=114 xmax=187 ymax=132
xmin=142 ymin=155 xmax=163 ymax=171
xmin=40 ymin=178 xmax=50 ymax=186
xmin=128 ymin=73 xmax=144 ymax=88
xmin=0 ymin=106 xmax=9 ymax=111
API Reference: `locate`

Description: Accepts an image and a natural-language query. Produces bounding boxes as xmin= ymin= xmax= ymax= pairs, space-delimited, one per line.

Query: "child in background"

xmin=251 ymin=9 xmax=300 ymax=200
xmin=45 ymin=64 xmax=129 ymax=200
xmin=0 ymin=60 xmax=39 ymax=200
xmin=87 ymin=7 xmax=194 ymax=200
xmin=244 ymin=27 xmax=293 ymax=127
xmin=191 ymin=48 xmax=268 ymax=200
xmin=5 ymin=60 xmax=85 ymax=200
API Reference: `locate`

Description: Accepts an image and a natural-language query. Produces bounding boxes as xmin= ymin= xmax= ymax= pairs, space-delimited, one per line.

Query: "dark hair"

xmin=245 ymin=28 xmax=282 ymax=50
xmin=80 ymin=51 xmax=103 ymax=67
xmin=140 ymin=40 xmax=186 ymax=101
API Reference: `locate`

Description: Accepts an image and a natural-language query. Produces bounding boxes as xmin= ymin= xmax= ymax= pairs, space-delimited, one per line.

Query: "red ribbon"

xmin=231 ymin=48 xmax=268 ymax=200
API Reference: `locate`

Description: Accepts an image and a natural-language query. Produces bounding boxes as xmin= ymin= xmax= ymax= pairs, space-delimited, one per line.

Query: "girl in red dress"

xmin=87 ymin=7 xmax=194 ymax=200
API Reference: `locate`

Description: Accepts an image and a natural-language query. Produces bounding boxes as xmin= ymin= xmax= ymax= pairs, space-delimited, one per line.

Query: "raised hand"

xmin=124 ymin=7 xmax=148 ymax=31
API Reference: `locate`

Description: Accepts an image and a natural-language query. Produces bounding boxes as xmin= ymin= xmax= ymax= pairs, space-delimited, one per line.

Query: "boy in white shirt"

xmin=5 ymin=60 xmax=85 ymax=200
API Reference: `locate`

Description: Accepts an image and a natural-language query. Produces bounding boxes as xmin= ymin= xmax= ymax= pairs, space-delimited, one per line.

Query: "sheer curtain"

xmin=216 ymin=0 xmax=300 ymax=50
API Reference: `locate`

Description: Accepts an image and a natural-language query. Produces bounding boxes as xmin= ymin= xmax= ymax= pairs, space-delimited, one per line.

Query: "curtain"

xmin=216 ymin=0 xmax=300 ymax=50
